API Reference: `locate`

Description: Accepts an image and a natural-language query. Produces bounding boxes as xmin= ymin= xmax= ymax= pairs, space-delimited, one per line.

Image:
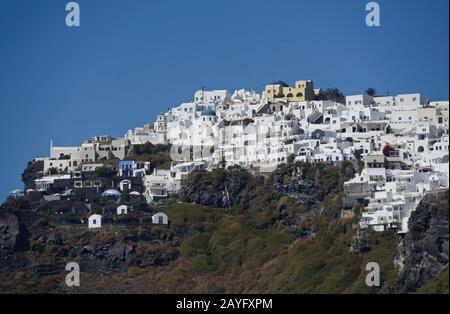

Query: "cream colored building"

xmin=417 ymin=105 xmax=449 ymax=129
xmin=429 ymin=101 xmax=449 ymax=128
xmin=264 ymin=80 xmax=315 ymax=102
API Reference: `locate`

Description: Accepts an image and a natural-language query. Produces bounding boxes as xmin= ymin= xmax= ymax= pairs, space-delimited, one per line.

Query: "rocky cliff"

xmin=0 ymin=160 xmax=448 ymax=294
xmin=393 ymin=190 xmax=449 ymax=293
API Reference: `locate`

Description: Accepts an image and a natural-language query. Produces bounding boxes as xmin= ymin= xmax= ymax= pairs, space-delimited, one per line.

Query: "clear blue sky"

xmin=0 ymin=0 xmax=448 ymax=200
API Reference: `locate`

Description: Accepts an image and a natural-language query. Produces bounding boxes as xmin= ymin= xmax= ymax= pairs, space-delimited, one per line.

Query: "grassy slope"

xmin=415 ymin=270 xmax=449 ymax=294
xmin=66 ymin=163 xmax=400 ymax=294
xmin=126 ymin=143 xmax=172 ymax=169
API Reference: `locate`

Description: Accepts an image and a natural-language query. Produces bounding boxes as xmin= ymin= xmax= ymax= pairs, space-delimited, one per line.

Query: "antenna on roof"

xmin=201 ymin=86 xmax=206 ymax=101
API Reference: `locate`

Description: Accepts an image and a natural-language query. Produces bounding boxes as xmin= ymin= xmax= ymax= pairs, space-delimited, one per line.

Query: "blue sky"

xmin=0 ymin=0 xmax=448 ymax=200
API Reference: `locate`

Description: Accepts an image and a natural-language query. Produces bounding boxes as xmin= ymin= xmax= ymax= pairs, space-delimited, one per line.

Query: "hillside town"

xmin=13 ymin=79 xmax=449 ymax=234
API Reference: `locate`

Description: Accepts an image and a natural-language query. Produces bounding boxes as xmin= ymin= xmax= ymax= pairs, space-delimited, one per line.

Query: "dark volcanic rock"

xmin=108 ymin=242 xmax=134 ymax=262
xmin=21 ymin=160 xmax=44 ymax=191
xmin=0 ymin=251 xmax=29 ymax=272
xmin=183 ymin=168 xmax=257 ymax=209
xmin=272 ymin=161 xmax=356 ymax=212
xmin=393 ymin=190 xmax=449 ymax=293
xmin=0 ymin=213 xmax=20 ymax=251
xmin=349 ymin=229 xmax=372 ymax=254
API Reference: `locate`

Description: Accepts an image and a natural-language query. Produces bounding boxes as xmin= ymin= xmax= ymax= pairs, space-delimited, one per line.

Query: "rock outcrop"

xmin=393 ymin=190 xmax=449 ymax=293
xmin=0 ymin=213 xmax=20 ymax=251
xmin=183 ymin=167 xmax=259 ymax=209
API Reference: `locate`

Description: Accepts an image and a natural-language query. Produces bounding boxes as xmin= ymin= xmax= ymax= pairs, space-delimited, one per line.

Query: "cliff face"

xmin=182 ymin=167 xmax=259 ymax=209
xmin=0 ymin=160 xmax=447 ymax=294
xmin=0 ymin=213 xmax=20 ymax=251
xmin=0 ymin=195 xmax=179 ymax=292
xmin=393 ymin=190 xmax=449 ymax=293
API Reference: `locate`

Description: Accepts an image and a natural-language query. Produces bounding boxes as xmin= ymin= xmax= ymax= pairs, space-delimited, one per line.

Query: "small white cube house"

xmin=152 ymin=212 xmax=169 ymax=225
xmin=117 ymin=205 xmax=128 ymax=215
xmin=88 ymin=214 xmax=102 ymax=229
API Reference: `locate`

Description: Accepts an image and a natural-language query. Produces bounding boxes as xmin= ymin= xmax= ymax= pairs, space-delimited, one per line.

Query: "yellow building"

xmin=264 ymin=80 xmax=315 ymax=102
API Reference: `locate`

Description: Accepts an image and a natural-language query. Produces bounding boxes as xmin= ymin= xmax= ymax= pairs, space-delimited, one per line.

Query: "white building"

xmin=152 ymin=212 xmax=169 ymax=225
xmin=143 ymin=169 xmax=178 ymax=202
xmin=117 ymin=205 xmax=128 ymax=215
xmin=194 ymin=90 xmax=231 ymax=104
xmin=88 ymin=214 xmax=102 ymax=229
xmin=346 ymin=94 xmax=374 ymax=107
xmin=39 ymin=84 xmax=448 ymax=236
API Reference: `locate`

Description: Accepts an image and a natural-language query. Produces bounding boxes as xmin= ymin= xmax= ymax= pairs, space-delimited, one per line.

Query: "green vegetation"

xmin=365 ymin=87 xmax=376 ymax=97
xmin=415 ymin=270 xmax=449 ymax=294
xmin=127 ymin=143 xmax=172 ymax=169
xmin=95 ymin=166 xmax=116 ymax=178
xmin=99 ymin=162 xmax=399 ymax=293
xmin=6 ymin=160 xmax=445 ymax=294
xmin=317 ymin=87 xmax=345 ymax=104
xmin=21 ymin=160 xmax=44 ymax=188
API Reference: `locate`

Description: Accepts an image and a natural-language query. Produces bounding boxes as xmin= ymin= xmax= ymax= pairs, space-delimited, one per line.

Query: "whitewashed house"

xmin=152 ymin=212 xmax=169 ymax=225
xmin=88 ymin=214 xmax=102 ymax=229
xmin=117 ymin=205 xmax=128 ymax=215
xmin=143 ymin=169 xmax=178 ymax=203
xmin=119 ymin=179 xmax=132 ymax=192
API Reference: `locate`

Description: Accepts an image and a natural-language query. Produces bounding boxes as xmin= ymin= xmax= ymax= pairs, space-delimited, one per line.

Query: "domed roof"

xmin=102 ymin=189 xmax=121 ymax=197
xmin=271 ymin=80 xmax=289 ymax=87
